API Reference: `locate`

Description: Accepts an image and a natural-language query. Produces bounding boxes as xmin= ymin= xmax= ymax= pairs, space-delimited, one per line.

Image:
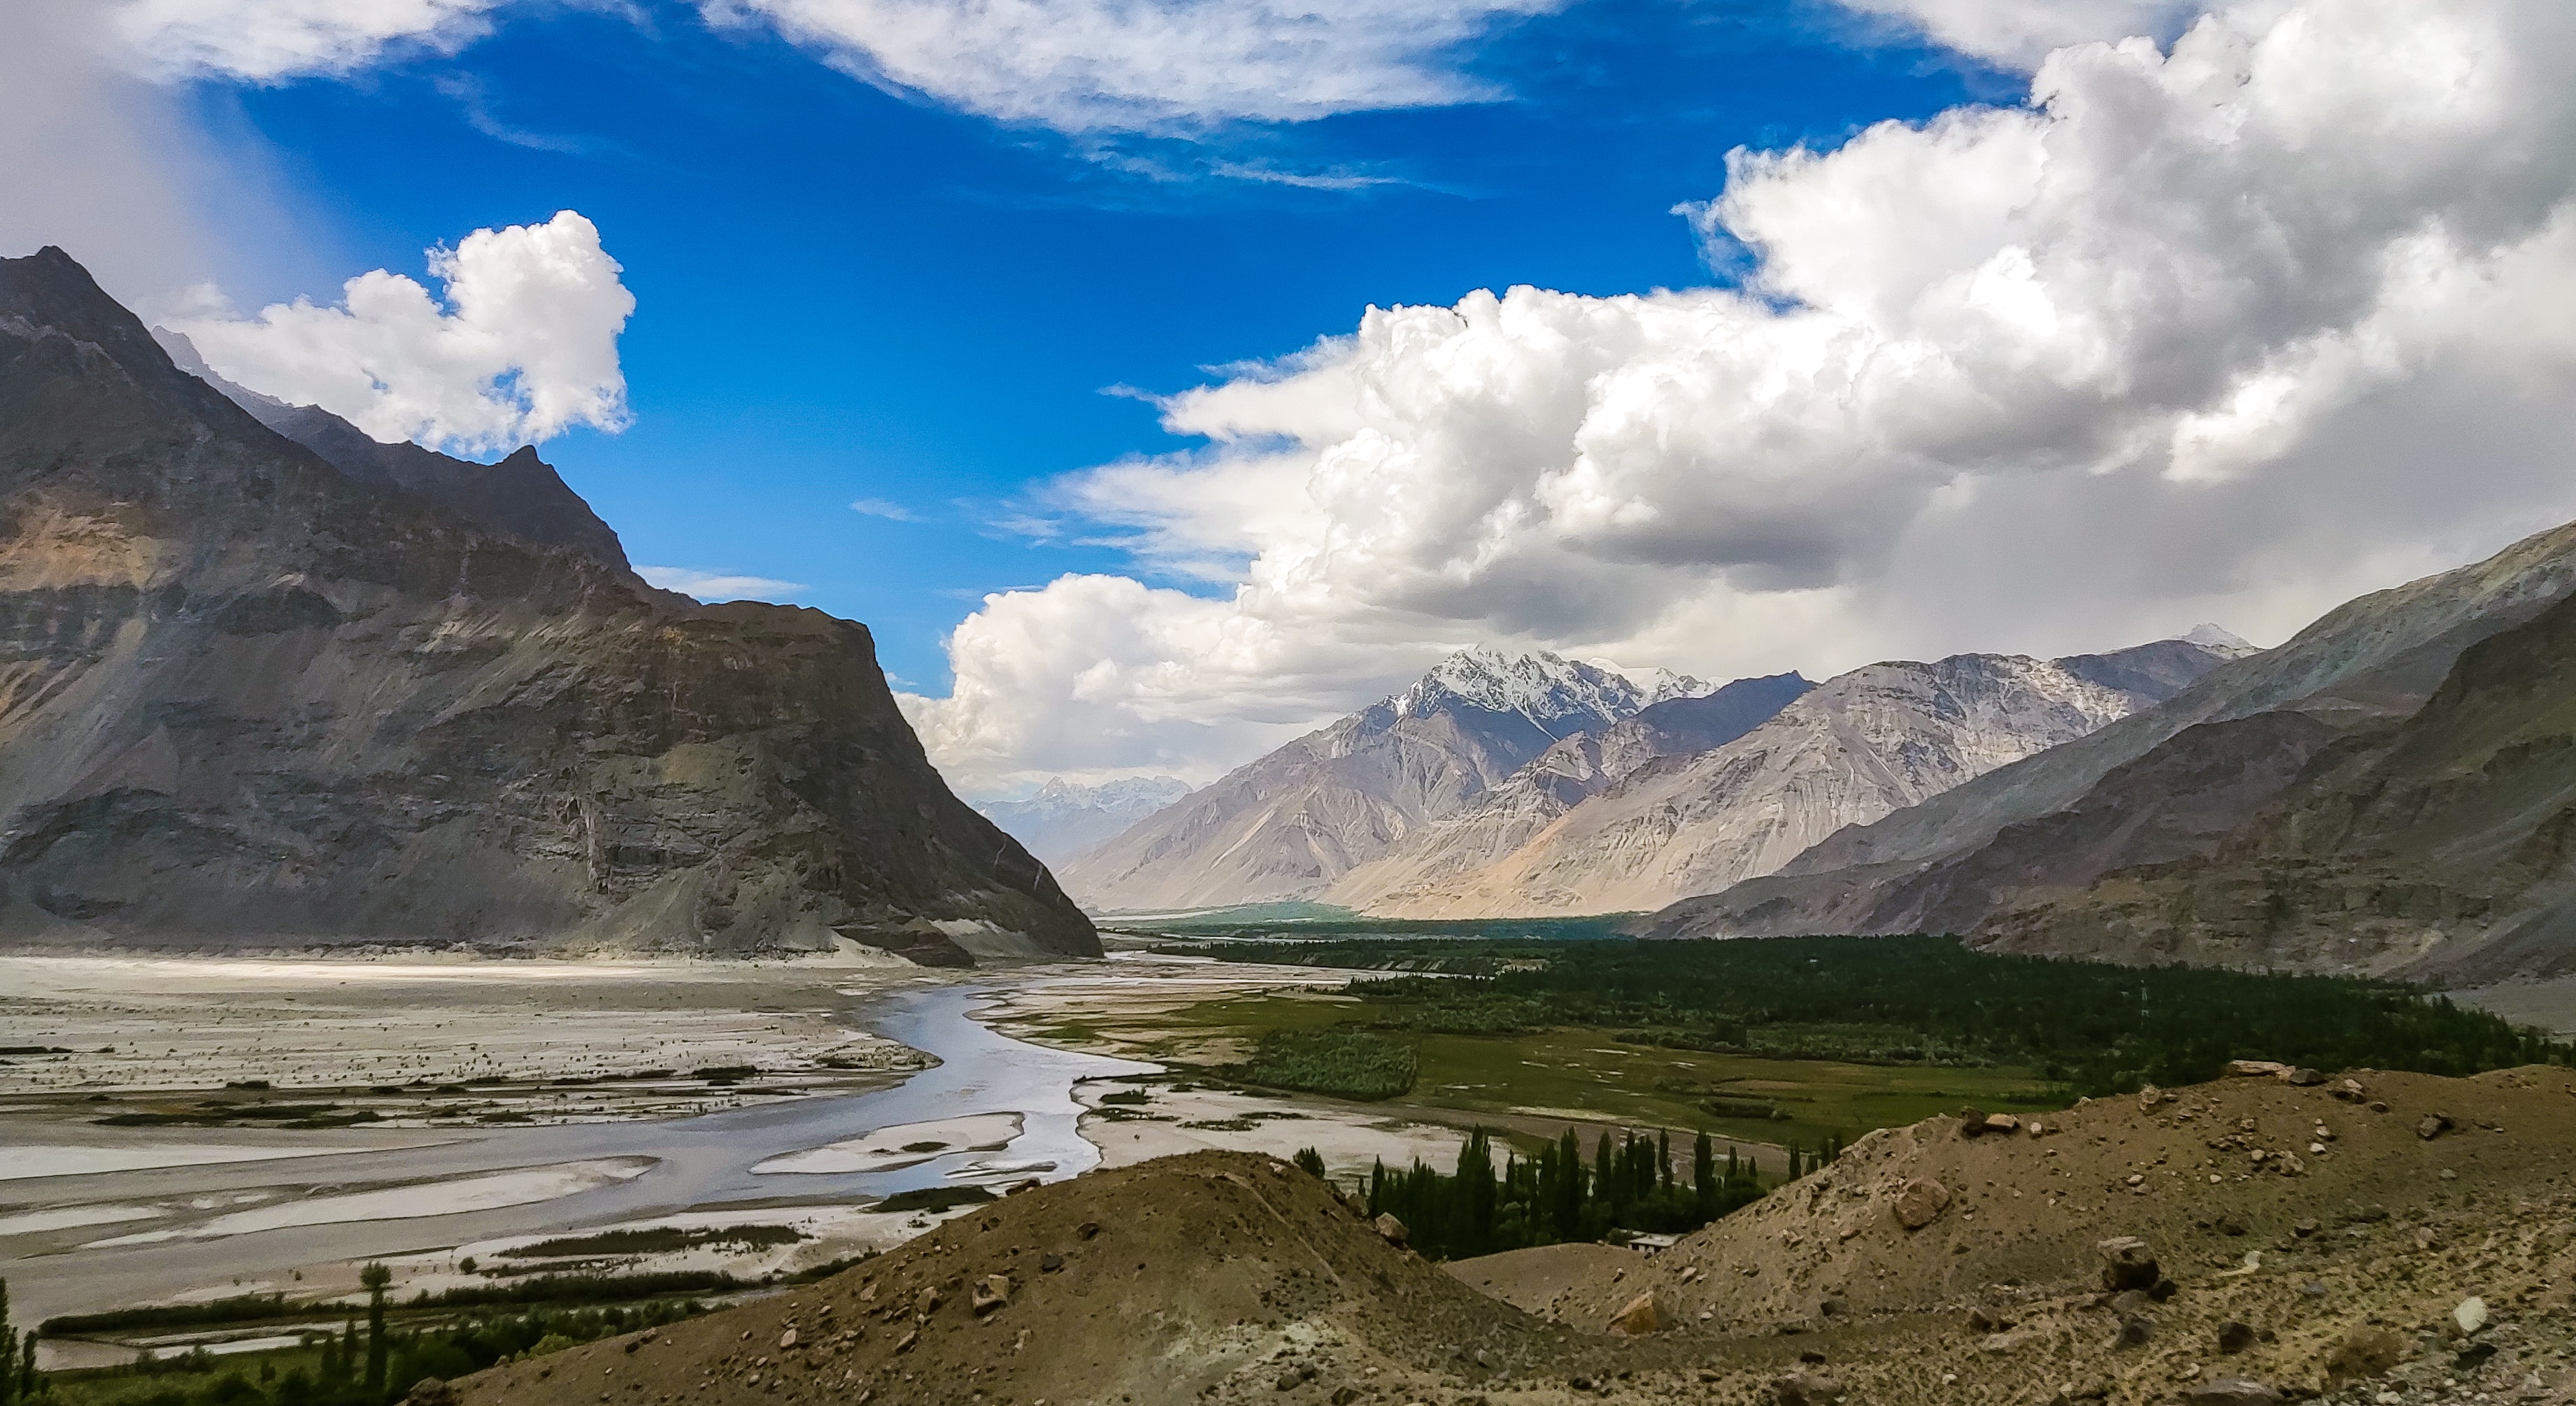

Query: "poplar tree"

xmin=363 ymin=1262 xmax=392 ymax=1398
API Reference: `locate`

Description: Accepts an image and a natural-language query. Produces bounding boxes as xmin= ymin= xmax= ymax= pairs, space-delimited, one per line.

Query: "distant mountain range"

xmin=1056 ymin=648 xmax=1716 ymax=911
xmin=1640 ymin=518 xmax=2576 ymax=981
xmin=977 ymin=776 xmax=1190 ymax=866
xmin=0 ymin=247 xmax=1095 ymax=963
xmin=1060 ymin=634 xmax=2248 ymax=916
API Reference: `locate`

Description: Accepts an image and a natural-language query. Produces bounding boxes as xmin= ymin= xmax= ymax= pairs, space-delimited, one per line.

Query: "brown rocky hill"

xmin=434 ymin=1069 xmax=2576 ymax=1406
xmin=0 ymin=246 xmax=1094 ymax=960
xmin=1639 ymin=518 xmax=2576 ymax=949
xmin=1975 ymin=579 xmax=2576 ymax=983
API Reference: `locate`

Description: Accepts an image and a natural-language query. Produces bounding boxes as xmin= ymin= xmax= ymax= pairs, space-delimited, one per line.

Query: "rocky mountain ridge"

xmin=1057 ymin=646 xmax=1693 ymax=912
xmin=1339 ymin=639 xmax=2233 ymax=918
xmin=1638 ymin=516 xmax=2576 ymax=960
xmin=0 ymin=246 xmax=1095 ymax=962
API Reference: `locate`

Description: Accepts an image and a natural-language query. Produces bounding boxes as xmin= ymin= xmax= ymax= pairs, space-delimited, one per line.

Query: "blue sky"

xmin=178 ymin=1 xmax=1995 ymax=693
xmin=18 ymin=0 xmax=2576 ymax=797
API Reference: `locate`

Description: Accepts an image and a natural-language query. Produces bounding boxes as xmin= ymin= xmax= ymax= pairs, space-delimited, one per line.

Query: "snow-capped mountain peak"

xmin=2180 ymin=622 xmax=2259 ymax=655
xmin=1392 ymin=645 xmax=1672 ymax=725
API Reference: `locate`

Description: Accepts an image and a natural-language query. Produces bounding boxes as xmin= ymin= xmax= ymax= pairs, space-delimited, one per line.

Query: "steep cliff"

xmin=0 ymin=246 xmax=1096 ymax=960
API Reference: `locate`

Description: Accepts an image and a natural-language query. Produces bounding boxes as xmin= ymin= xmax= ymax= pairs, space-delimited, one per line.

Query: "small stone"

xmin=2226 ymin=1060 xmax=2289 ymax=1078
xmin=972 ymin=1274 xmax=1011 ymax=1315
xmin=2453 ymin=1296 xmax=2489 ymax=1335
xmin=778 ymin=1328 xmax=798 ymax=1349
xmin=2280 ymin=1067 xmax=2325 ymax=1086
xmin=1039 ymin=1253 xmax=1064 ymax=1272
xmin=893 ymin=1328 xmax=918 ymax=1356
xmin=2330 ymin=1077 xmax=2367 ymax=1101
xmin=2216 ymin=1321 xmax=2257 ymax=1354
xmin=1960 ymin=1107 xmax=1990 ymax=1137
xmin=1979 ymin=1330 xmax=2036 ymax=1355
xmin=2324 ymin=1327 xmax=2404 ymax=1383
xmin=2115 ymin=1316 xmax=2155 ymax=1349
xmin=2098 ymin=1236 xmax=2160 ymax=1291
xmin=1893 ymin=1177 xmax=1951 ymax=1230
xmin=1771 ymin=1370 xmax=1844 ymax=1405
xmin=2293 ymin=1219 xmax=2318 ymax=1237
xmin=1609 ymin=1291 xmax=1660 ymax=1337
xmin=1984 ymin=1113 xmax=2021 ymax=1134
xmin=2184 ymin=1380 xmax=2283 ymax=1405
xmin=2417 ymin=1112 xmax=2454 ymax=1139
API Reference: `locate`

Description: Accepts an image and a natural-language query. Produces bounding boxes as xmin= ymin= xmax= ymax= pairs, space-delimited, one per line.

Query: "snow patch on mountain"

xmin=1390 ymin=645 xmax=1693 ymax=727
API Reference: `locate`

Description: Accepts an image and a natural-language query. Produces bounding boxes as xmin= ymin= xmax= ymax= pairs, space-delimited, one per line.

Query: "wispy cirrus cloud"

xmin=638 ymin=567 xmax=812 ymax=601
xmin=849 ymin=497 xmax=920 ymax=520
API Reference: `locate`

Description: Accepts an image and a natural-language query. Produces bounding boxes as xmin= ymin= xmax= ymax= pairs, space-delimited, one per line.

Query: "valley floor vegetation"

xmin=1343 ymin=1123 xmax=1799 ymax=1261
xmin=1169 ymin=933 xmax=2570 ymax=1098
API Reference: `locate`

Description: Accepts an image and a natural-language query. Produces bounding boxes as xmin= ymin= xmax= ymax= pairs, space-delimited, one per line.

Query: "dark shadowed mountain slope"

xmin=153 ymin=329 xmax=649 ymax=591
xmin=0 ymin=246 xmax=1094 ymax=961
xmin=1975 ymin=583 xmax=2576 ymax=981
xmin=1639 ymin=521 xmax=2576 ymax=943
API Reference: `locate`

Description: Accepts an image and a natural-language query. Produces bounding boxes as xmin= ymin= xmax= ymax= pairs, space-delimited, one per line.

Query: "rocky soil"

xmin=422 ymin=1063 xmax=2576 ymax=1406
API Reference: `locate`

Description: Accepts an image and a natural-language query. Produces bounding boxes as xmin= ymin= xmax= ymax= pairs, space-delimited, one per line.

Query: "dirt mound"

xmin=447 ymin=1151 xmax=1686 ymax=1406
xmin=443 ymin=1071 xmax=2576 ymax=1406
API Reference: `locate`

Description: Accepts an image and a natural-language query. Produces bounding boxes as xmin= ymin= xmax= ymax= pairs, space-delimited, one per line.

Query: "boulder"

xmin=1892 ymin=1177 xmax=1951 ymax=1230
xmin=2097 ymin=1236 xmax=2160 ymax=1291
xmin=1609 ymin=1291 xmax=1660 ymax=1337
xmin=1958 ymin=1107 xmax=1990 ymax=1137
xmin=2114 ymin=1316 xmax=2154 ymax=1349
xmin=2216 ymin=1321 xmax=2256 ymax=1354
xmin=2329 ymin=1078 xmax=2368 ymax=1102
xmin=1982 ymin=1113 xmax=2021 ymax=1134
xmin=2226 ymin=1060 xmax=2289 ymax=1078
xmin=1373 ymin=1213 xmax=1409 ymax=1246
xmin=2418 ymin=1112 xmax=2455 ymax=1140
xmin=2183 ymin=1380 xmax=2283 ymax=1405
xmin=2453 ymin=1296 xmax=2489 ymax=1335
xmin=2281 ymin=1067 xmax=2325 ymax=1086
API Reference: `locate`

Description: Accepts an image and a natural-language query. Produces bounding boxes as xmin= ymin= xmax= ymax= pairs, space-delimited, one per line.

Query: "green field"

xmin=1152 ymin=993 xmax=2058 ymax=1149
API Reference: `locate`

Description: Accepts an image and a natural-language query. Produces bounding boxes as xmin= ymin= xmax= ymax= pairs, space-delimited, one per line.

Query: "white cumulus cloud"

xmin=639 ymin=567 xmax=813 ymax=601
xmin=113 ymin=0 xmax=507 ymax=80
xmin=165 ymin=211 xmax=635 ymax=454
xmin=1826 ymin=0 xmax=2215 ymax=67
xmin=910 ymin=0 xmax=2576 ymax=795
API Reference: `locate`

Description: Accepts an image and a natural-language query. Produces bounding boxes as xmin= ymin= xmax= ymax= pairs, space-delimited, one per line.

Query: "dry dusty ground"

xmin=431 ymin=1064 xmax=2576 ymax=1406
xmin=0 ymin=956 xmax=929 ymax=1135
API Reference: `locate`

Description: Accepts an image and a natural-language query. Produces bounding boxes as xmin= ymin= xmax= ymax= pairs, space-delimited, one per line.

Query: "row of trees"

xmin=1336 ymin=1124 xmax=1797 ymax=1261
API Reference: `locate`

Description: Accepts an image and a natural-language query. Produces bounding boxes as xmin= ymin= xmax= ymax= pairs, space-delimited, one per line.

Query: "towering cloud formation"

xmin=166 ymin=211 xmax=635 ymax=454
xmin=910 ymin=0 xmax=2576 ymax=793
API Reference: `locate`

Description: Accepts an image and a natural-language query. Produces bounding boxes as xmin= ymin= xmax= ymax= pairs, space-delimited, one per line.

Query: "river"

xmin=1 ymin=981 xmax=1159 ymax=1326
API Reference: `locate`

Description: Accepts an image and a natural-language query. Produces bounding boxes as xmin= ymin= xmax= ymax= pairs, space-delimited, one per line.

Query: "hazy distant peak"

xmin=2181 ymin=622 xmax=2258 ymax=654
xmin=1393 ymin=645 xmax=1665 ymax=724
xmin=1027 ymin=775 xmax=1190 ymax=807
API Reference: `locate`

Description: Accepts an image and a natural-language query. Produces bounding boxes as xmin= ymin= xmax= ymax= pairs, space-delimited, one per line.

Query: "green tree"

xmin=363 ymin=1261 xmax=393 ymax=1398
xmin=1 ymin=1274 xmax=17 ymax=1406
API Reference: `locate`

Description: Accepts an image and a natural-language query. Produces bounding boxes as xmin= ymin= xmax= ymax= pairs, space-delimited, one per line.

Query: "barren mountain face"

xmin=0 ymin=248 xmax=1095 ymax=962
xmin=1058 ymin=648 xmax=1699 ymax=912
xmin=1642 ymin=518 xmax=2576 ymax=951
xmin=1342 ymin=645 xmax=2225 ymax=919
